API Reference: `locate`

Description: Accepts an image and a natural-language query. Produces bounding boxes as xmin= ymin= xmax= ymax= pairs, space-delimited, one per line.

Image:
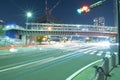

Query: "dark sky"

xmin=0 ymin=0 xmax=115 ymax=27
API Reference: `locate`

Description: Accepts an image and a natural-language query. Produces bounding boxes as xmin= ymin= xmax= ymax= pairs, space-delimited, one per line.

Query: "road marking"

xmin=0 ymin=57 xmax=53 ymax=73
xmin=89 ymin=51 xmax=97 ymax=55
xmin=105 ymin=51 xmax=111 ymax=58
xmin=114 ymin=52 xmax=118 ymax=55
xmin=66 ymin=59 xmax=102 ymax=80
xmin=96 ymin=51 xmax=103 ymax=56
xmin=0 ymin=50 xmax=82 ymax=73
xmin=79 ymin=47 xmax=94 ymax=52
xmin=84 ymin=50 xmax=92 ymax=54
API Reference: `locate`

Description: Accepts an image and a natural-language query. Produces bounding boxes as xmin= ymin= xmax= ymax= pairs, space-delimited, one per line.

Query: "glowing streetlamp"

xmin=26 ymin=12 xmax=32 ymax=29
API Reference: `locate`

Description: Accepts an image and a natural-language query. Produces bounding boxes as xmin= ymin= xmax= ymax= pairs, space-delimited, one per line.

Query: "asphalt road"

xmin=0 ymin=43 xmax=118 ymax=80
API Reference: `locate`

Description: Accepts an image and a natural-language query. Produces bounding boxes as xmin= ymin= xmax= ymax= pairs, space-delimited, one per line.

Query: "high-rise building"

xmin=93 ymin=17 xmax=105 ymax=26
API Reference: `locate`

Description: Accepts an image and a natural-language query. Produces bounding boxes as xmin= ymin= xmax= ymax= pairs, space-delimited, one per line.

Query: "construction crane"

xmin=45 ymin=0 xmax=61 ymax=15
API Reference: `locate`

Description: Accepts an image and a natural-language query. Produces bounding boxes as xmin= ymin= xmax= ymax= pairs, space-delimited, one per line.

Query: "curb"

xmin=66 ymin=59 xmax=102 ymax=80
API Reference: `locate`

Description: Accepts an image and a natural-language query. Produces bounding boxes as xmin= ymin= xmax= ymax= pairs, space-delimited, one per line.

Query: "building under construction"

xmin=30 ymin=0 xmax=63 ymax=44
xmin=35 ymin=0 xmax=62 ymax=23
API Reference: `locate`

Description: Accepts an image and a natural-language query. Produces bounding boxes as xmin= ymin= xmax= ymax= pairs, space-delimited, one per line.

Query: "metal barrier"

xmin=102 ymin=57 xmax=110 ymax=76
xmin=94 ymin=66 xmax=105 ymax=80
xmin=94 ymin=53 xmax=117 ymax=80
xmin=111 ymin=53 xmax=117 ymax=68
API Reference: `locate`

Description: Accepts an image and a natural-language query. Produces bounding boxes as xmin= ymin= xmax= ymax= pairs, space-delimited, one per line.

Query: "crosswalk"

xmin=6 ymin=44 xmax=118 ymax=58
xmin=77 ymin=47 xmax=118 ymax=57
xmin=96 ymin=51 xmax=104 ymax=56
xmin=38 ymin=44 xmax=118 ymax=58
xmin=63 ymin=45 xmax=118 ymax=58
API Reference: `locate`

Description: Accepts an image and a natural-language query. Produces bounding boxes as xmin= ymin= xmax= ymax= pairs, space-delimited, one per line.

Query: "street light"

xmin=26 ymin=12 xmax=32 ymax=29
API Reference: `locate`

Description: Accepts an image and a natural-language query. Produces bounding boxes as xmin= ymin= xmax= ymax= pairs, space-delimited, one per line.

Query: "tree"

xmin=36 ymin=35 xmax=45 ymax=44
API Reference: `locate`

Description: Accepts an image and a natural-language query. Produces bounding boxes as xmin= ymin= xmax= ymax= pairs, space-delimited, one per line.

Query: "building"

xmin=93 ymin=17 xmax=105 ymax=26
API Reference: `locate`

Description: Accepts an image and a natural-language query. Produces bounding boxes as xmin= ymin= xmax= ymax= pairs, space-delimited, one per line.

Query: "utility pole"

xmin=77 ymin=0 xmax=120 ymax=64
xmin=116 ymin=0 xmax=120 ymax=65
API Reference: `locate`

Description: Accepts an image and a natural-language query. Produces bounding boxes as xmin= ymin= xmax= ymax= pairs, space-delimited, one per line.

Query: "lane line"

xmin=89 ymin=51 xmax=97 ymax=55
xmin=0 ymin=50 xmax=84 ymax=73
xmin=0 ymin=57 xmax=53 ymax=73
xmin=96 ymin=51 xmax=103 ymax=56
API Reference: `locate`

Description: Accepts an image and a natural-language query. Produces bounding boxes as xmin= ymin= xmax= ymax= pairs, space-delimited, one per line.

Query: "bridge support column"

xmin=22 ymin=35 xmax=30 ymax=46
xmin=47 ymin=35 xmax=51 ymax=44
xmin=69 ymin=36 xmax=72 ymax=42
xmin=30 ymin=35 xmax=36 ymax=45
xmin=22 ymin=35 xmax=27 ymax=45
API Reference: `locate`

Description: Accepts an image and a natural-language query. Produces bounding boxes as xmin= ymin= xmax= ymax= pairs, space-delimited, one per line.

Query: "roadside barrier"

xmin=94 ymin=53 xmax=117 ymax=80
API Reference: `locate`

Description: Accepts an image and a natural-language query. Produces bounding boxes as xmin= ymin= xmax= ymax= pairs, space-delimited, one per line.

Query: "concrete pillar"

xmin=22 ymin=35 xmax=27 ymax=45
xmin=30 ymin=35 xmax=37 ymax=45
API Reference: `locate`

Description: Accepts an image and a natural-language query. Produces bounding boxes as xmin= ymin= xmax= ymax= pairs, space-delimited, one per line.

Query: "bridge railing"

xmin=26 ymin=23 xmax=117 ymax=32
xmin=4 ymin=23 xmax=118 ymax=33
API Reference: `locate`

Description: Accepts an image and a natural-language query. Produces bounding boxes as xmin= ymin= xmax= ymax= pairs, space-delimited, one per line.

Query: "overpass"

xmin=4 ymin=23 xmax=117 ymax=37
xmin=4 ymin=23 xmax=118 ymax=45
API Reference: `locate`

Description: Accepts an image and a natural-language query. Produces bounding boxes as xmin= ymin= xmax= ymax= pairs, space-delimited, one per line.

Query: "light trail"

xmin=0 ymin=44 xmax=98 ymax=73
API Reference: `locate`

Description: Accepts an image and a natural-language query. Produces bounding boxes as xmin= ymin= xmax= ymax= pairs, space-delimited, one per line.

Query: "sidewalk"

xmin=108 ymin=65 xmax=120 ymax=80
xmin=70 ymin=56 xmax=120 ymax=80
xmin=72 ymin=65 xmax=120 ymax=80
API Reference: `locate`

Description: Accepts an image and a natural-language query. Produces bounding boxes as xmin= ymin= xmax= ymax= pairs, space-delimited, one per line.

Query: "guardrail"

xmin=4 ymin=23 xmax=117 ymax=32
xmin=66 ymin=52 xmax=118 ymax=80
xmin=94 ymin=53 xmax=118 ymax=80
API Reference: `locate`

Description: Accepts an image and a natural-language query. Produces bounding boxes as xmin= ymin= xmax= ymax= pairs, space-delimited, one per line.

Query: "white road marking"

xmin=105 ymin=51 xmax=111 ymax=58
xmin=89 ymin=51 xmax=97 ymax=55
xmin=0 ymin=57 xmax=53 ymax=73
xmin=84 ymin=50 xmax=92 ymax=54
xmin=114 ymin=52 xmax=118 ymax=55
xmin=0 ymin=50 xmax=83 ymax=73
xmin=96 ymin=51 xmax=103 ymax=56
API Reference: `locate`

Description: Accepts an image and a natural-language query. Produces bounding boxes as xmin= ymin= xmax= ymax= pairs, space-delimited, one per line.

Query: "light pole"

xmin=25 ymin=12 xmax=32 ymax=45
xmin=26 ymin=12 xmax=32 ymax=29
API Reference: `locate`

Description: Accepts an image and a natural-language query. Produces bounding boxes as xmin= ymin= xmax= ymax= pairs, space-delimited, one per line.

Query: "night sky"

xmin=0 ymin=0 xmax=115 ymax=27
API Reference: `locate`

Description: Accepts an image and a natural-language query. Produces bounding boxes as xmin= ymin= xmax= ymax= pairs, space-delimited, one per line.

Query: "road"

xmin=0 ymin=43 xmax=118 ymax=80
